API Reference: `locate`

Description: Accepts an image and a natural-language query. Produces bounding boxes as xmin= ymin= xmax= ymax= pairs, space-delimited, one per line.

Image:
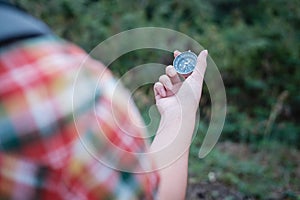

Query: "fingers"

xmin=191 ymin=50 xmax=208 ymax=81
xmin=159 ymin=74 xmax=173 ymax=90
xmin=154 ymin=82 xmax=166 ymax=100
xmin=174 ymin=50 xmax=181 ymax=58
xmin=154 ymin=50 xmax=207 ymax=102
xmin=154 ymin=50 xmax=183 ymax=101
xmin=165 ymin=65 xmax=181 ymax=84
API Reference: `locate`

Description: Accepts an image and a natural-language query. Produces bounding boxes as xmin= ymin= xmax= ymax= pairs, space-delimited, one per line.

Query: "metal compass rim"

xmin=173 ymin=51 xmax=197 ymax=74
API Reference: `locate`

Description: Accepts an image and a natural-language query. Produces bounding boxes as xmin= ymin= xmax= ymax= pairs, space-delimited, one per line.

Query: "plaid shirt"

xmin=0 ymin=36 xmax=159 ymax=200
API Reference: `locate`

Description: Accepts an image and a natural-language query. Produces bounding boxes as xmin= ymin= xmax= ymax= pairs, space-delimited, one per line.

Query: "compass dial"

xmin=173 ymin=51 xmax=197 ymax=74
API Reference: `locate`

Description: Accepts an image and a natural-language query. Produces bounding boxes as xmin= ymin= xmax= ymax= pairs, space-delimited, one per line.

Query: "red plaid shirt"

xmin=0 ymin=36 xmax=159 ymax=200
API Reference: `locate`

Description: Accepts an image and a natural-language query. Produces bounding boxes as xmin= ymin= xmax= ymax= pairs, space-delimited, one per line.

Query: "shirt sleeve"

xmin=0 ymin=37 xmax=159 ymax=200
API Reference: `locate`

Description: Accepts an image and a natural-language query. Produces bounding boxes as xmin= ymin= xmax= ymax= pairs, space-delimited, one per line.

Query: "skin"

xmin=150 ymin=50 xmax=208 ymax=200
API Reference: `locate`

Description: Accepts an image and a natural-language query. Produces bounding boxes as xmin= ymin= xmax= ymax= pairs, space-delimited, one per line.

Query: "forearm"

xmin=150 ymin=110 xmax=196 ymax=200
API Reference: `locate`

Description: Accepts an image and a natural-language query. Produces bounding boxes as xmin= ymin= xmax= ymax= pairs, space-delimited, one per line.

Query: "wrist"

xmin=160 ymin=107 xmax=197 ymax=122
xmin=157 ymin=108 xmax=197 ymax=140
xmin=151 ymin=108 xmax=196 ymax=164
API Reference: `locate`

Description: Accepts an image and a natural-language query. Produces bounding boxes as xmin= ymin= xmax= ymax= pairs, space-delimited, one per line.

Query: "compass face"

xmin=173 ymin=51 xmax=197 ymax=74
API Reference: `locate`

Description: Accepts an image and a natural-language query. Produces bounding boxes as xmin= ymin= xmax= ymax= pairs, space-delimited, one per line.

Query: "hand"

xmin=151 ymin=50 xmax=207 ymax=200
xmin=153 ymin=50 xmax=208 ymax=116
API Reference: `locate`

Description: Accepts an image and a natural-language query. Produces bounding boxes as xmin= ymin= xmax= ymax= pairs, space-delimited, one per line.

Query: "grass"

xmin=189 ymin=138 xmax=300 ymax=199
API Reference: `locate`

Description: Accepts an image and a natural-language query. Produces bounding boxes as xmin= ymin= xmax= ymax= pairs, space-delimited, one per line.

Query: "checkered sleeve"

xmin=0 ymin=36 xmax=159 ymax=200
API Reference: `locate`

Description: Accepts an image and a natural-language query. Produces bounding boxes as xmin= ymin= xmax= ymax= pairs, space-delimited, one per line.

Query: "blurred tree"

xmin=12 ymin=0 xmax=300 ymax=147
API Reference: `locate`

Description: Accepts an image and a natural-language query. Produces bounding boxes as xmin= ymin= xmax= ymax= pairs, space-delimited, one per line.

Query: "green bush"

xmin=12 ymin=0 xmax=300 ymax=147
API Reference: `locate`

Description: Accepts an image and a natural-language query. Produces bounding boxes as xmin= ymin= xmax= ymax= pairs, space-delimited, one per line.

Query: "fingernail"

xmin=203 ymin=49 xmax=208 ymax=56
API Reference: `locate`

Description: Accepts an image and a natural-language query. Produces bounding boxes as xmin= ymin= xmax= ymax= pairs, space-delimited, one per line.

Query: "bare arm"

xmin=150 ymin=50 xmax=208 ymax=199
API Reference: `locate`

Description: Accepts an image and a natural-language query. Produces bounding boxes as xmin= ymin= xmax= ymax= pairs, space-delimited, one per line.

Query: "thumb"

xmin=190 ymin=50 xmax=208 ymax=81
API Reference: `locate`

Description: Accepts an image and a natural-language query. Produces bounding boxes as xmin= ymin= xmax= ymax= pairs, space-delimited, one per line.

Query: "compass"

xmin=173 ymin=51 xmax=197 ymax=74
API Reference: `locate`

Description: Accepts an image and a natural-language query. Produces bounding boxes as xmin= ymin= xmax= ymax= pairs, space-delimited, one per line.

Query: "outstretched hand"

xmin=151 ymin=50 xmax=208 ymax=200
xmin=154 ymin=50 xmax=208 ymax=116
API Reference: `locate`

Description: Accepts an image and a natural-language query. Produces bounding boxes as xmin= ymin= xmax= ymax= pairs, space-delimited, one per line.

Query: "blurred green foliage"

xmin=13 ymin=0 xmax=299 ymax=148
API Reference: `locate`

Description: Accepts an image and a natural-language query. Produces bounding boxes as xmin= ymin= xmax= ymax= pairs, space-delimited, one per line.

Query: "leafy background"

xmin=12 ymin=0 xmax=300 ymax=199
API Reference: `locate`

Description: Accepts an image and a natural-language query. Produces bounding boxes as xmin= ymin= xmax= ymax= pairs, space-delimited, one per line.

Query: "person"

xmin=0 ymin=1 xmax=207 ymax=199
